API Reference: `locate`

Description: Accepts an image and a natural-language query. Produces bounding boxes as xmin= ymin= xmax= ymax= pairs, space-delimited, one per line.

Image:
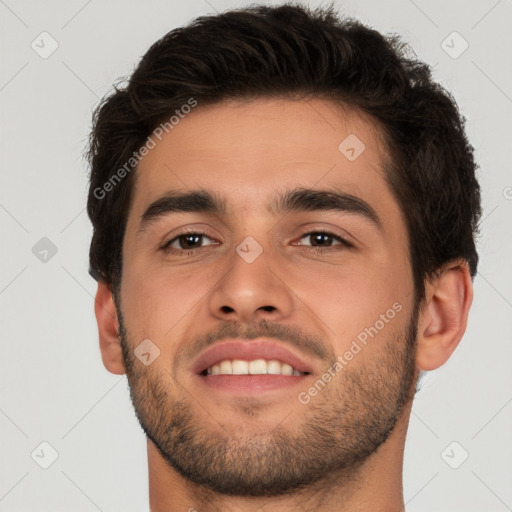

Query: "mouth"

xmin=193 ymin=339 xmax=314 ymax=394
xmin=200 ymin=358 xmax=310 ymax=377
xmin=197 ymin=366 xmax=310 ymax=394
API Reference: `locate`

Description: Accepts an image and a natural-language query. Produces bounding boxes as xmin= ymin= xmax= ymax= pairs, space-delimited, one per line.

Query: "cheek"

xmin=295 ymin=251 xmax=412 ymax=354
xmin=120 ymin=264 xmax=216 ymax=341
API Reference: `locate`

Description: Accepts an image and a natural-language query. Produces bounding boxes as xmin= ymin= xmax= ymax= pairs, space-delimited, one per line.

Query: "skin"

xmin=94 ymin=98 xmax=473 ymax=512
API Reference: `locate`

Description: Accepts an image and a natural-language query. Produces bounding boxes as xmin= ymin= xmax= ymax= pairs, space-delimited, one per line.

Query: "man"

xmin=87 ymin=3 xmax=481 ymax=511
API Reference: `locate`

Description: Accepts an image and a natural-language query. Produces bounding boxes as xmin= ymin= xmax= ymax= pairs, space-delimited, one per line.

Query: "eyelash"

xmin=293 ymin=231 xmax=354 ymax=251
xmin=160 ymin=230 xmax=219 ymax=256
xmin=160 ymin=229 xmax=353 ymax=255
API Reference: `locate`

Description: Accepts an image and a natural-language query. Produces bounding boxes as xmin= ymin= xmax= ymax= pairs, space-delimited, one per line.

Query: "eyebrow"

xmin=270 ymin=188 xmax=382 ymax=230
xmin=138 ymin=187 xmax=382 ymax=232
xmin=138 ymin=190 xmax=225 ymax=232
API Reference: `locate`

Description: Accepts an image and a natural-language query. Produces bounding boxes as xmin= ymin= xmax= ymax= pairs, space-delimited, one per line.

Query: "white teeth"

xmin=219 ymin=360 xmax=233 ymax=374
xmin=248 ymin=359 xmax=267 ymax=374
xmin=232 ymin=360 xmax=249 ymax=375
xmin=205 ymin=359 xmax=304 ymax=376
xmin=267 ymin=360 xmax=282 ymax=375
xmin=281 ymin=363 xmax=293 ymax=376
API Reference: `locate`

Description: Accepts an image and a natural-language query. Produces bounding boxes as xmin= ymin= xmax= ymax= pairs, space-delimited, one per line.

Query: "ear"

xmin=415 ymin=261 xmax=474 ymax=371
xmin=94 ymin=281 xmax=126 ymax=375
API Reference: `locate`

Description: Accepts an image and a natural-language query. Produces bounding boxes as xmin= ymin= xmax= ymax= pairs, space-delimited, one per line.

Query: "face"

xmin=115 ymin=98 xmax=419 ymax=496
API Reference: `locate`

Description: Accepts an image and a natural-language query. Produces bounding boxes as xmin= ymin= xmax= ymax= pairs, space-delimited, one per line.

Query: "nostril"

xmin=219 ymin=305 xmax=275 ymax=314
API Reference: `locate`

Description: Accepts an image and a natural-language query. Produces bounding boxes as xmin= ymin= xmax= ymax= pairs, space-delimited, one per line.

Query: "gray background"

xmin=0 ymin=0 xmax=511 ymax=510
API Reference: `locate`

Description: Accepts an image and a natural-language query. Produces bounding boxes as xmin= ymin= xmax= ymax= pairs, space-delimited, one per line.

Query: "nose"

xmin=206 ymin=242 xmax=294 ymax=324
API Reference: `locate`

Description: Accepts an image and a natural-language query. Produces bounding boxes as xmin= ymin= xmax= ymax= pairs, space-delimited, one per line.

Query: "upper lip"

xmin=192 ymin=338 xmax=315 ymax=375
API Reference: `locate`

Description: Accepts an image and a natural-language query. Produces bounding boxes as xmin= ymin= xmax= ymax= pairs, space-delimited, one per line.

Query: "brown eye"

xmin=165 ymin=233 xmax=214 ymax=250
xmin=178 ymin=234 xmax=203 ymax=249
xmin=298 ymin=232 xmax=346 ymax=247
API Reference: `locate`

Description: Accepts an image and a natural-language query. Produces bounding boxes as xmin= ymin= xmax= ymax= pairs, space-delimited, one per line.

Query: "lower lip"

xmin=196 ymin=373 xmax=308 ymax=393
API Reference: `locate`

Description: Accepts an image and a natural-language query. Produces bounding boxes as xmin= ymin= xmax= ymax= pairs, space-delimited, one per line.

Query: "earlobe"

xmin=94 ymin=281 xmax=126 ymax=375
xmin=415 ymin=262 xmax=474 ymax=371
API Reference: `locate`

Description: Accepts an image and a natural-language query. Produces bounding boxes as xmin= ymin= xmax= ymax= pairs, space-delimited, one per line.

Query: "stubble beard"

xmin=117 ymin=306 xmax=418 ymax=498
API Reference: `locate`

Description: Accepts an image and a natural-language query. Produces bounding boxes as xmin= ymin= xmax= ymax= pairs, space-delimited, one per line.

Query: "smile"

xmin=204 ymin=358 xmax=307 ymax=376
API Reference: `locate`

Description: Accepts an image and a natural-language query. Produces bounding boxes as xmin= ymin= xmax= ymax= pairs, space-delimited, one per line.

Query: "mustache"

xmin=180 ymin=319 xmax=332 ymax=365
xmin=116 ymin=306 xmax=334 ymax=371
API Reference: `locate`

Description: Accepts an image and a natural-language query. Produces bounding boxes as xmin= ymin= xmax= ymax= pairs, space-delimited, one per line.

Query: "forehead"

xmin=128 ymin=97 xmax=396 ymax=222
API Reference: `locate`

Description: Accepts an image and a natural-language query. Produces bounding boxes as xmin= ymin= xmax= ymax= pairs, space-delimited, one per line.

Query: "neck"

xmin=147 ymin=403 xmax=411 ymax=512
